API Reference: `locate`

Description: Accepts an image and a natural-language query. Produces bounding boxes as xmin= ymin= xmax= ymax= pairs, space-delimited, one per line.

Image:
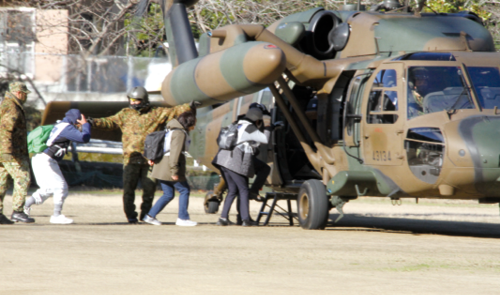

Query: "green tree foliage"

xmin=124 ymin=0 xmax=500 ymax=55
xmin=124 ymin=3 xmax=165 ymax=57
xmin=424 ymin=0 xmax=491 ymax=21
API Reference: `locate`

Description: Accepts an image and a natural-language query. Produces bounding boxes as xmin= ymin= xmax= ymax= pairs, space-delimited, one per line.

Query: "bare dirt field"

xmin=1 ymin=190 xmax=500 ymax=295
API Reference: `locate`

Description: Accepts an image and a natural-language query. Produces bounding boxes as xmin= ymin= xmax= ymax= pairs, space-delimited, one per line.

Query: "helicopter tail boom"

xmin=161 ymin=41 xmax=286 ymax=107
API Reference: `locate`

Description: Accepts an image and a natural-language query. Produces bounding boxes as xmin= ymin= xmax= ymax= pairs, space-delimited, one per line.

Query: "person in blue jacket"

xmin=24 ymin=109 xmax=91 ymax=224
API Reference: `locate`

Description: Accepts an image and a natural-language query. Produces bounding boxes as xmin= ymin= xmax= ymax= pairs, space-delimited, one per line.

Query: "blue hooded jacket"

xmin=43 ymin=109 xmax=91 ymax=161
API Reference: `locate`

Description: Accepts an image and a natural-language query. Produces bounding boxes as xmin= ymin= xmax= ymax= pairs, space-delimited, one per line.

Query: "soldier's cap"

xmin=9 ymin=82 xmax=31 ymax=94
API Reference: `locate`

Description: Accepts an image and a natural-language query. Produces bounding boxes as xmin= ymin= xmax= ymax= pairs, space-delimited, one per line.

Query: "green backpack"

xmin=27 ymin=125 xmax=54 ymax=154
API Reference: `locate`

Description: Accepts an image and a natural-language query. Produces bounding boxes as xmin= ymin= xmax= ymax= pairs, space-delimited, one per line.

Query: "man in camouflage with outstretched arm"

xmin=89 ymin=86 xmax=193 ymax=223
xmin=0 ymin=82 xmax=35 ymax=224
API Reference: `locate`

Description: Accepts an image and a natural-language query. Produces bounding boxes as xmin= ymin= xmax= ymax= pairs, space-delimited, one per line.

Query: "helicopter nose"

xmin=445 ymin=116 xmax=500 ymax=196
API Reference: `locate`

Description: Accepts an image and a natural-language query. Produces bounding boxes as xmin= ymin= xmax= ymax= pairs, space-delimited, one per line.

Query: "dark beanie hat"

xmin=65 ymin=109 xmax=82 ymax=124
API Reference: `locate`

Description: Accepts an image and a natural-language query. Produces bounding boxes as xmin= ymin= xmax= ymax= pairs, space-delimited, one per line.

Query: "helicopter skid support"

xmin=256 ymin=193 xmax=298 ymax=226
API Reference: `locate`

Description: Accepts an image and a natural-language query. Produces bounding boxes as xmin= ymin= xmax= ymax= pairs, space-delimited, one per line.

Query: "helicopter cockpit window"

xmin=374 ymin=69 xmax=397 ymax=88
xmin=407 ymin=66 xmax=474 ymax=120
xmin=367 ymin=69 xmax=399 ymax=124
xmin=468 ymin=67 xmax=500 ymax=109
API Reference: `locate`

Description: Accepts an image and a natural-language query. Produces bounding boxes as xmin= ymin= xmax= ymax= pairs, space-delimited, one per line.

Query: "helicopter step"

xmin=256 ymin=193 xmax=298 ymax=226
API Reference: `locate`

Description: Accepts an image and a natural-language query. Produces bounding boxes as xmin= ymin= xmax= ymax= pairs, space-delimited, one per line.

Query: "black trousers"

xmin=250 ymin=158 xmax=271 ymax=194
xmin=219 ymin=167 xmax=250 ymax=221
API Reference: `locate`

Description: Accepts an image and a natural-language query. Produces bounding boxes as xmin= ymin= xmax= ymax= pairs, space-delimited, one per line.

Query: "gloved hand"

xmin=86 ymin=116 xmax=95 ymax=127
xmin=273 ymin=121 xmax=284 ymax=130
xmin=190 ymin=101 xmax=202 ymax=109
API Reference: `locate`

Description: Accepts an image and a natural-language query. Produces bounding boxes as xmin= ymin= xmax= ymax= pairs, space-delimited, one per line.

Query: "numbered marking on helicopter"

xmin=372 ymin=151 xmax=392 ymax=162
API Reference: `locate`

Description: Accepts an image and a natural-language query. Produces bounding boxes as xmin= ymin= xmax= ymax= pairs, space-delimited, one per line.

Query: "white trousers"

xmin=31 ymin=153 xmax=68 ymax=205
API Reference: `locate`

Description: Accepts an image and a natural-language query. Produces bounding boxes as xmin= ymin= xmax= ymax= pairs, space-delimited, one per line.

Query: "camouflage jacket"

xmin=93 ymin=104 xmax=190 ymax=165
xmin=0 ymin=92 xmax=29 ymax=162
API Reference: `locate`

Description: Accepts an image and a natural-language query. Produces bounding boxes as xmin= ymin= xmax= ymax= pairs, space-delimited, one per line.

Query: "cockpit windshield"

xmin=407 ymin=66 xmax=474 ymax=120
xmin=468 ymin=67 xmax=500 ymax=109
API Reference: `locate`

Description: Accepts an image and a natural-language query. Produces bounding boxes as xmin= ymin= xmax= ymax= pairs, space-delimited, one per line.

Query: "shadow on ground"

xmin=326 ymin=213 xmax=500 ymax=239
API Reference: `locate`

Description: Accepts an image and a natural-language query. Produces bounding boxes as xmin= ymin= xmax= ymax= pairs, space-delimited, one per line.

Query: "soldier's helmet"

xmin=127 ymin=86 xmax=150 ymax=111
xmin=9 ymin=82 xmax=31 ymax=94
xmin=127 ymin=86 xmax=149 ymax=103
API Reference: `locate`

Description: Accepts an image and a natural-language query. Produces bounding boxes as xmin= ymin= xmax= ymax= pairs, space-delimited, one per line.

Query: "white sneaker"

xmin=50 ymin=214 xmax=73 ymax=224
xmin=143 ymin=215 xmax=162 ymax=226
xmin=176 ymin=218 xmax=197 ymax=227
xmin=23 ymin=206 xmax=31 ymax=217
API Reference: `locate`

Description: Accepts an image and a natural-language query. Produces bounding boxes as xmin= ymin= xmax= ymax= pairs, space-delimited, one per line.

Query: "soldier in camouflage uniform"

xmin=89 ymin=86 xmax=193 ymax=223
xmin=0 ymin=82 xmax=35 ymax=224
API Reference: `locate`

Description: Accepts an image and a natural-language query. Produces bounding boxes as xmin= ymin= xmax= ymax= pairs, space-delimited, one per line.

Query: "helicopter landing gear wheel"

xmin=297 ymin=179 xmax=329 ymax=230
xmin=204 ymin=191 xmax=221 ymax=214
xmin=206 ymin=200 xmax=219 ymax=214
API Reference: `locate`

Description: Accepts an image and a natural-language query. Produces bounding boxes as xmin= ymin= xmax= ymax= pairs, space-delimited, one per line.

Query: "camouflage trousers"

xmin=123 ymin=163 xmax=157 ymax=221
xmin=0 ymin=159 xmax=31 ymax=214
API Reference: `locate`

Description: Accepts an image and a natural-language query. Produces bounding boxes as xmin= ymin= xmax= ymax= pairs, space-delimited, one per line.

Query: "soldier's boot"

xmin=0 ymin=213 xmax=14 ymax=225
xmin=127 ymin=215 xmax=139 ymax=224
xmin=11 ymin=211 xmax=35 ymax=223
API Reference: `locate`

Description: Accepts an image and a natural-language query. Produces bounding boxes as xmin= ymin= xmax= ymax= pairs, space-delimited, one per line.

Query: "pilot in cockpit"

xmin=407 ymin=67 xmax=430 ymax=119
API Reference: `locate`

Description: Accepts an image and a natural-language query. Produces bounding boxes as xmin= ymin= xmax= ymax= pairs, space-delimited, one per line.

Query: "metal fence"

xmin=2 ymin=52 xmax=171 ymax=95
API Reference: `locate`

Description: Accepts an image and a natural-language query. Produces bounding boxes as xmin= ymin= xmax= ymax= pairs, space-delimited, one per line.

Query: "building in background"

xmin=0 ymin=3 xmax=171 ymax=109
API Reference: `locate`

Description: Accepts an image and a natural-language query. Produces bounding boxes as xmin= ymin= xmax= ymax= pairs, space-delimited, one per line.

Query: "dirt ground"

xmin=1 ymin=191 xmax=500 ymax=295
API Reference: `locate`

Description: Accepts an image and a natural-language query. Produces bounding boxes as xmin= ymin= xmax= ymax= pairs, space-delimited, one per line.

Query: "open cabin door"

xmin=361 ymin=62 xmax=405 ymax=166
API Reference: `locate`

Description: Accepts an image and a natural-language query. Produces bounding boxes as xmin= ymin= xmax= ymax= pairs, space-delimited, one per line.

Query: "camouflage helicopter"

xmin=43 ymin=0 xmax=500 ymax=230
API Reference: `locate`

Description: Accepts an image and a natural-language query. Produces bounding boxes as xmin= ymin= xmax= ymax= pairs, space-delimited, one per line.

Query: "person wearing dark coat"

xmin=214 ymin=103 xmax=282 ymax=224
xmin=143 ymin=107 xmax=197 ymax=226
xmin=212 ymin=107 xmax=269 ymax=226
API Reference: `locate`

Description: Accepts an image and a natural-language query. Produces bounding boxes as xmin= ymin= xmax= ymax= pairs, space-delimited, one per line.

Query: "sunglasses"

xmin=129 ymin=98 xmax=143 ymax=102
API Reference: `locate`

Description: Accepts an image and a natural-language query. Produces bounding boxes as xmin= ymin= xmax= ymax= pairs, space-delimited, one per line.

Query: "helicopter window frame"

xmin=367 ymin=69 xmax=400 ymax=125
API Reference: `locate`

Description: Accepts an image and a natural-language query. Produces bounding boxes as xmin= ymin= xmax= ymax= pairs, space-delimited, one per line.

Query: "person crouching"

xmin=143 ymin=107 xmax=197 ymax=226
xmin=24 ymin=109 xmax=91 ymax=224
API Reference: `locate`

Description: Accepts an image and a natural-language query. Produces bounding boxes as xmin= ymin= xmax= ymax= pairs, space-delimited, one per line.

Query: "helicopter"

xmin=42 ymin=0 xmax=500 ymax=229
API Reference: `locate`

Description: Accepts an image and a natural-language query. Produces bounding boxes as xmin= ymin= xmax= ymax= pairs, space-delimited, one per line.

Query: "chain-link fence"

xmin=33 ymin=53 xmax=169 ymax=94
xmin=1 ymin=52 xmax=171 ymax=109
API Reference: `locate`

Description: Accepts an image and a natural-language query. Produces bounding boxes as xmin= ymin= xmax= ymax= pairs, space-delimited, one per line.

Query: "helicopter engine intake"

xmin=304 ymin=10 xmax=342 ymax=60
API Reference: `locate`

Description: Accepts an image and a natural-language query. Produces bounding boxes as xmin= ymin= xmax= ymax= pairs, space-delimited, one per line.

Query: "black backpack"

xmin=217 ymin=122 xmax=239 ymax=150
xmin=143 ymin=130 xmax=166 ymax=162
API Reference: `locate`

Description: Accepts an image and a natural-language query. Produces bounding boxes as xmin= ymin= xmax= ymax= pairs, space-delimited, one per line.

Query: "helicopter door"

xmin=361 ymin=63 xmax=405 ymax=166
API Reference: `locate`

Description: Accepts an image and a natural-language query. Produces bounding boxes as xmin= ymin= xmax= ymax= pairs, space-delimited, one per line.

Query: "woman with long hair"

xmin=143 ymin=107 xmax=197 ymax=226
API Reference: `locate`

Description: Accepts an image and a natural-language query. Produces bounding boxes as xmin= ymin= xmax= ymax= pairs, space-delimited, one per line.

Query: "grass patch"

xmin=383 ymin=263 xmax=431 ymax=272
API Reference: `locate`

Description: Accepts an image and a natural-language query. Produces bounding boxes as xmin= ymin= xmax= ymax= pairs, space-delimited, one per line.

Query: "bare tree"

xmin=189 ymin=0 xmax=348 ymax=36
xmin=3 ymin=0 xmax=140 ymax=57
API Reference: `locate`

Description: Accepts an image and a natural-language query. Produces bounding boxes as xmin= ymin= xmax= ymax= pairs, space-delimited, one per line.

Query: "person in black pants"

xmin=212 ymin=107 xmax=269 ymax=226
